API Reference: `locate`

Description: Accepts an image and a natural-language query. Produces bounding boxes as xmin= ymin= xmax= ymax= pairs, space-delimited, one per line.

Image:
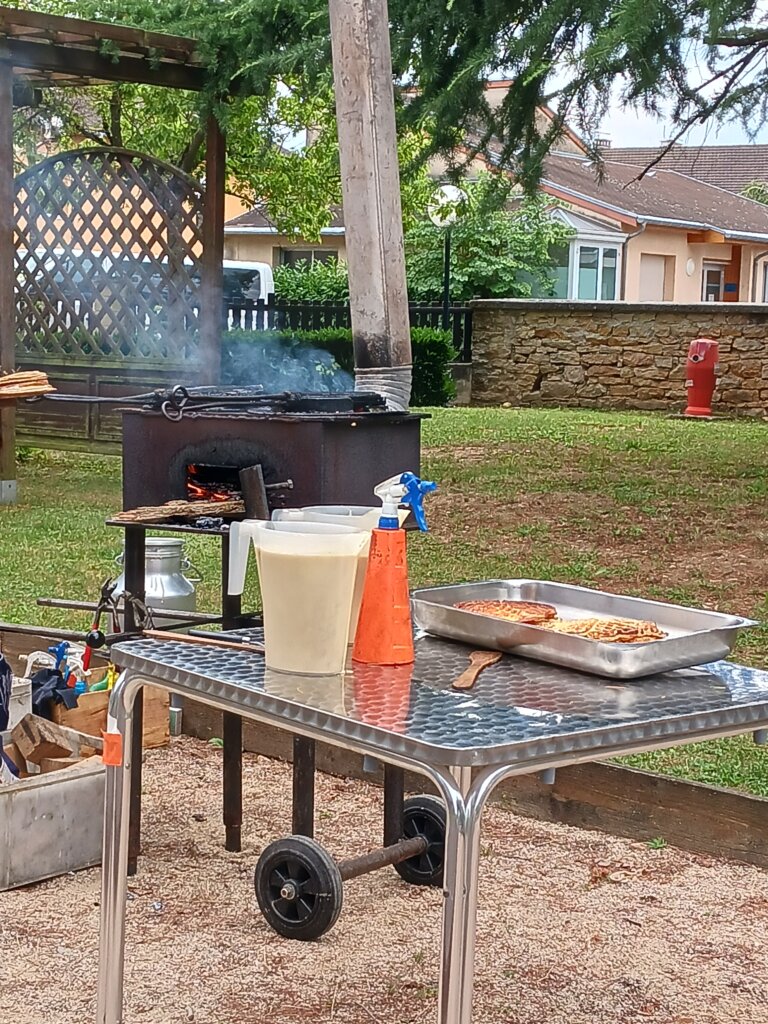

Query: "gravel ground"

xmin=2 ymin=737 xmax=767 ymax=1024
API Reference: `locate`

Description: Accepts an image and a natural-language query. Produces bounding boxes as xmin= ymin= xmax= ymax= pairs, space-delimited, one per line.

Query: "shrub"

xmin=273 ymin=260 xmax=349 ymax=301
xmin=221 ymin=325 xmax=455 ymax=406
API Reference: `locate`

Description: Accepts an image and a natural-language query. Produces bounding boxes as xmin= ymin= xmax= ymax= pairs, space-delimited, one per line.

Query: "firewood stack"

xmin=0 ymin=370 xmax=55 ymax=399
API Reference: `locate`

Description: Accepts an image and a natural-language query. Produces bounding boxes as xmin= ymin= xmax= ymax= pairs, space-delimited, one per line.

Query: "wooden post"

xmin=329 ymin=0 xmax=412 ymax=402
xmin=199 ymin=113 xmax=225 ymax=384
xmin=0 ymin=54 xmax=17 ymax=503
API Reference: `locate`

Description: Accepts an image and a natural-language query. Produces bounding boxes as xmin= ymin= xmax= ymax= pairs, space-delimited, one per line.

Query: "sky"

xmin=599 ymin=102 xmax=768 ymax=149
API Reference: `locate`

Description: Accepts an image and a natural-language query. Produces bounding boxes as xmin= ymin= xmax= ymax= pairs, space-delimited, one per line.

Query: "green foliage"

xmin=273 ymin=260 xmax=349 ymax=301
xmin=406 ymin=178 xmax=572 ymax=301
xmin=222 ymin=326 xmax=456 ymax=406
xmin=742 ymin=181 xmax=768 ymax=206
xmin=16 ymin=0 xmax=768 ymax=200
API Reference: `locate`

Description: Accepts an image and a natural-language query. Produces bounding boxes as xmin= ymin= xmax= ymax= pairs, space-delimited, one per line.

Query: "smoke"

xmin=221 ymin=332 xmax=354 ymax=393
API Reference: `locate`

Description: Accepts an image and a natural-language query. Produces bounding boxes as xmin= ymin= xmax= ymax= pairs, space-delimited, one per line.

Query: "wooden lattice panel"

xmin=14 ymin=147 xmax=205 ymax=366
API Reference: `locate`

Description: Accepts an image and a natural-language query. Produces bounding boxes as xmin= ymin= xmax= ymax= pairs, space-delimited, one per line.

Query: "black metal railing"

xmin=224 ymin=298 xmax=473 ymax=362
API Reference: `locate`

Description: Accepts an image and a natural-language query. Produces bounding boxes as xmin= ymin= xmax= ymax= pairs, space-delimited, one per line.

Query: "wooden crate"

xmin=52 ymin=686 xmax=169 ymax=749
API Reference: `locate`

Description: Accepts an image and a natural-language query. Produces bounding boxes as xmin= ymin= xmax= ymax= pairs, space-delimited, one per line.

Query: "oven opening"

xmin=186 ymin=464 xmax=243 ymax=502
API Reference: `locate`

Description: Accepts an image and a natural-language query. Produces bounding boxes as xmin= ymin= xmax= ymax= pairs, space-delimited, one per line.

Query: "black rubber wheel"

xmin=254 ymin=835 xmax=343 ymax=940
xmin=393 ymin=795 xmax=447 ymax=887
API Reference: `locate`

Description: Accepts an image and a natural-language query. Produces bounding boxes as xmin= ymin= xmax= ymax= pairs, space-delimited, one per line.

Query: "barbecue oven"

xmin=120 ymin=388 xmax=423 ymax=512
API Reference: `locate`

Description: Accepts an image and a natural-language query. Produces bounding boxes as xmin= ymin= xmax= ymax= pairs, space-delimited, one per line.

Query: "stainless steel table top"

xmin=112 ymin=634 xmax=768 ymax=768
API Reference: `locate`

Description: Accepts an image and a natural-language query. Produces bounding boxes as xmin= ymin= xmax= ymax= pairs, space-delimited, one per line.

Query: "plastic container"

xmin=228 ymin=520 xmax=368 ymax=675
xmin=272 ymin=506 xmax=409 ymax=644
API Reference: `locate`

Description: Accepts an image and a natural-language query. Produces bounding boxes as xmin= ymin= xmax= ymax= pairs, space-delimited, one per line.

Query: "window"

xmin=549 ymin=243 xmax=570 ymax=298
xmin=278 ymin=248 xmax=338 ymax=267
xmin=702 ymin=264 xmax=725 ymax=302
xmin=573 ymin=244 xmax=619 ymax=300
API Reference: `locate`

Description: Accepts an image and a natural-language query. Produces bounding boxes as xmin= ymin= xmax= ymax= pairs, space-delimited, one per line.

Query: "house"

xmin=539 ymin=151 xmax=768 ymax=302
xmin=224 ymin=79 xmax=768 ymax=303
xmin=603 ymin=144 xmax=768 ymax=195
xmin=223 ymin=204 xmax=346 ymax=266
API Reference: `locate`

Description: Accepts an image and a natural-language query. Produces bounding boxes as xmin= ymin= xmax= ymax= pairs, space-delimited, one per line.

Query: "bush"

xmin=273 ymin=260 xmax=349 ymax=301
xmin=221 ymin=325 xmax=455 ymax=406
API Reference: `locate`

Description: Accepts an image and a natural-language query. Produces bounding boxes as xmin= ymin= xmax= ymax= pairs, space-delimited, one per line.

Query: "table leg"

xmin=292 ymin=736 xmax=316 ymax=837
xmin=127 ymin=690 xmax=143 ymax=876
xmin=221 ymin=532 xmax=243 ymax=853
xmin=222 ymin=712 xmax=242 ymax=852
xmin=383 ymin=764 xmax=404 ymax=846
xmin=96 ymin=673 xmax=138 ymax=1024
xmin=123 ymin=526 xmax=145 ymax=877
xmin=437 ymin=766 xmax=483 ymax=1024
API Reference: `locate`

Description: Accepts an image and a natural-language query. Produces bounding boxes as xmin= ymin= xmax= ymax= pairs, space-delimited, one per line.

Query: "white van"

xmin=222 ymin=260 xmax=275 ymax=303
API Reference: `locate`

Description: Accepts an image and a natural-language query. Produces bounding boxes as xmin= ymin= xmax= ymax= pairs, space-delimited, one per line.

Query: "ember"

xmin=186 ymin=465 xmax=242 ymax=503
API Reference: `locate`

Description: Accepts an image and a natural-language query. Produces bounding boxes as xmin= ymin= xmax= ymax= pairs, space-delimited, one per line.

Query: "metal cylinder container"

xmin=113 ymin=537 xmax=197 ymax=628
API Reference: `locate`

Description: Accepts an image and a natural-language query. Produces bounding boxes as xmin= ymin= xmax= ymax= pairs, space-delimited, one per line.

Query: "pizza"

xmin=454 ymin=599 xmax=557 ymax=625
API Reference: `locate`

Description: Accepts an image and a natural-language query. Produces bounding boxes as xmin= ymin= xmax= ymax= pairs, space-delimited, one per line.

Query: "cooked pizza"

xmin=540 ymin=617 xmax=667 ymax=643
xmin=454 ymin=599 xmax=558 ymax=625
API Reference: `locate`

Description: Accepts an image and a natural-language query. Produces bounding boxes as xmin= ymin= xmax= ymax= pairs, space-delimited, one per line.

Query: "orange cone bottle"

xmin=352 ymin=473 xmax=436 ymax=666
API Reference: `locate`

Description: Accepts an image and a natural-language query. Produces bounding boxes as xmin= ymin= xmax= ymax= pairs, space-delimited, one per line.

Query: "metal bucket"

xmin=114 ymin=538 xmax=198 ymax=628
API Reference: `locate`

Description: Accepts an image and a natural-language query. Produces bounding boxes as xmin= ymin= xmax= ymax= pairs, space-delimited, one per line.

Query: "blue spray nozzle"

xmin=399 ymin=472 xmax=437 ymax=532
xmin=47 ymin=641 xmax=70 ymax=670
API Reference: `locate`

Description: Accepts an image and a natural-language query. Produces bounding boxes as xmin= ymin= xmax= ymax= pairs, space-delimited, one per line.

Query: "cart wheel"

xmin=254 ymin=835 xmax=343 ymax=940
xmin=394 ymin=795 xmax=447 ymax=887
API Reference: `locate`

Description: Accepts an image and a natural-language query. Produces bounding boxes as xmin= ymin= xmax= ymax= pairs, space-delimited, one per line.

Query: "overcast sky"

xmin=600 ymin=103 xmax=768 ymax=148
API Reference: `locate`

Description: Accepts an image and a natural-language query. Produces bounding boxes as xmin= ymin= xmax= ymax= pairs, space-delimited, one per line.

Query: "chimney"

xmin=595 ymin=136 xmax=611 ymax=149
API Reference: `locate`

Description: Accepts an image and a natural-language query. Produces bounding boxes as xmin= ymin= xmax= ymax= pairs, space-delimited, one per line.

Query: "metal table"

xmin=96 ymin=634 xmax=768 ymax=1024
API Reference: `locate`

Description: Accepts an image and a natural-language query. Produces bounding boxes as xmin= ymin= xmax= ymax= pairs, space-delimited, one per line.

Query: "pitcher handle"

xmin=228 ymin=521 xmax=259 ymax=595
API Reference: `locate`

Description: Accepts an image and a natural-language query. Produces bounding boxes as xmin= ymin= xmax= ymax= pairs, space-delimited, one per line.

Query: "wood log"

xmin=11 ymin=713 xmax=72 ymax=764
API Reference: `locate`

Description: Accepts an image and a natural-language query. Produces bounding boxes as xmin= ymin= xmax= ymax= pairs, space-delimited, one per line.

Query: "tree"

xmin=405 ymin=178 xmax=572 ymax=301
xmin=15 ymin=0 xmax=768 ymax=214
xmin=273 ymin=177 xmax=573 ymax=301
xmin=742 ymin=181 xmax=768 ymax=205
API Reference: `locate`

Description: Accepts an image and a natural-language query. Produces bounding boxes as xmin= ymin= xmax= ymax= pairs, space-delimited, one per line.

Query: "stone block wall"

xmin=469 ymin=300 xmax=768 ymax=414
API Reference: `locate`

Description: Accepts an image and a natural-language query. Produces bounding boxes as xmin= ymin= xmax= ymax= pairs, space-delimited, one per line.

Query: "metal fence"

xmin=225 ymin=298 xmax=473 ymax=361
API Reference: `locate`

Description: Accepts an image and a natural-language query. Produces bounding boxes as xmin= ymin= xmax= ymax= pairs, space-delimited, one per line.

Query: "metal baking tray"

xmin=411 ymin=580 xmax=757 ymax=679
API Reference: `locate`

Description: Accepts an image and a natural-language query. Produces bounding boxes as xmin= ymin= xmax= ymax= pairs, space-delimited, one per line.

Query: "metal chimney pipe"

xmin=329 ymin=0 xmax=413 ymax=411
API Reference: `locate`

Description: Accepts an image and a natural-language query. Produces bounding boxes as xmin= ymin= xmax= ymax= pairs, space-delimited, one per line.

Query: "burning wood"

xmin=0 ymin=370 xmax=55 ymax=399
xmin=111 ymin=499 xmax=245 ymax=523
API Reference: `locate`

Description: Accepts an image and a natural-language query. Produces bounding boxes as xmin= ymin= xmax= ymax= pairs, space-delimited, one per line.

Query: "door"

xmin=638 ymin=254 xmax=667 ymax=301
xmin=702 ymin=265 xmax=725 ymax=302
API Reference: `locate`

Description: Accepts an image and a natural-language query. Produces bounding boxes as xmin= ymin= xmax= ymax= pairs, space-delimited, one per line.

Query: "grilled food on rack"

xmin=454 ymin=600 xmax=557 ymax=625
xmin=540 ymin=617 xmax=667 ymax=643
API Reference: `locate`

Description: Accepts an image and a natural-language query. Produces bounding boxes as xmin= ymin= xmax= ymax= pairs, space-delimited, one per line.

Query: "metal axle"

xmin=338 ymin=835 xmax=428 ymax=882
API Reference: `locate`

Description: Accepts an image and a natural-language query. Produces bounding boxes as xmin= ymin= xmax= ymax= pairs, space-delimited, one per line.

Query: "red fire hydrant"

xmin=684 ymin=338 xmax=719 ymax=417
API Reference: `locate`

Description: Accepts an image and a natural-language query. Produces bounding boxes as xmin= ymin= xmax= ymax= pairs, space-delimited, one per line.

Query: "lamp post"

xmin=428 ymin=184 xmax=466 ymax=332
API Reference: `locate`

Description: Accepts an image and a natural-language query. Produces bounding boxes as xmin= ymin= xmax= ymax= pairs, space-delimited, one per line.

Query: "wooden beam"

xmin=4 ymin=38 xmax=206 ymax=91
xmin=199 ymin=114 xmax=225 ymax=384
xmin=329 ymin=0 xmax=412 ymax=388
xmin=687 ymin=230 xmax=727 ymax=244
xmin=0 ymin=55 xmax=16 ymax=504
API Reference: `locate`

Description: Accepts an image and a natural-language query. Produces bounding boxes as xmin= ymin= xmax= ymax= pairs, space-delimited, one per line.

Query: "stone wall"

xmin=470 ymin=300 xmax=768 ymax=414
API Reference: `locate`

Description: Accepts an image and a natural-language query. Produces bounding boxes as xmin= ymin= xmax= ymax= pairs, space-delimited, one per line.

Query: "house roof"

xmin=541 ymin=151 xmax=768 ymax=242
xmin=604 ymin=144 xmax=768 ymax=194
xmin=225 ymin=205 xmax=345 ymax=234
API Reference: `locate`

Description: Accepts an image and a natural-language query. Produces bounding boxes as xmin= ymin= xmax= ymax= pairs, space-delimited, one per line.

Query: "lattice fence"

xmin=14 ymin=147 xmax=205 ymax=367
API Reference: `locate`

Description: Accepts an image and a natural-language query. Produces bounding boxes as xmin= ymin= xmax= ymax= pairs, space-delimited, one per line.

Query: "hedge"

xmin=221 ymin=326 xmax=456 ymax=406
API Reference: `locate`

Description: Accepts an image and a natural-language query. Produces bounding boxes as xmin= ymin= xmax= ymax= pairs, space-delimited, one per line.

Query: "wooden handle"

xmin=452 ymin=650 xmax=502 ymax=690
xmin=143 ymin=629 xmax=265 ymax=654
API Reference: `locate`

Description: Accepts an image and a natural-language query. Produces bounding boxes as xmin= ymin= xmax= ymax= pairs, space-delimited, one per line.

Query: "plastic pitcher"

xmin=272 ymin=505 xmax=409 ymax=644
xmin=228 ymin=520 xmax=367 ymax=675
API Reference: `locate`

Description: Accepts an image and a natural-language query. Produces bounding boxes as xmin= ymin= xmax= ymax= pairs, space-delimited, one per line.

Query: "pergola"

xmin=0 ymin=0 xmax=411 ymax=504
xmin=0 ymin=7 xmax=226 ymax=502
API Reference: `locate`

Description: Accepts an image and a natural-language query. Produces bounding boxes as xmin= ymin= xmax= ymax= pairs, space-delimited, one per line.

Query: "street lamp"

xmin=428 ymin=184 xmax=467 ymax=332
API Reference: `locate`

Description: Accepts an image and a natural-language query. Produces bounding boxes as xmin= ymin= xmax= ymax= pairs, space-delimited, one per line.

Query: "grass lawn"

xmin=2 ymin=407 xmax=768 ymax=795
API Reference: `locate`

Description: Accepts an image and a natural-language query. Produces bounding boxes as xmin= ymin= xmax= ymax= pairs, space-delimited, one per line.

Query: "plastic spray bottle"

xmin=352 ymin=472 xmax=436 ymax=666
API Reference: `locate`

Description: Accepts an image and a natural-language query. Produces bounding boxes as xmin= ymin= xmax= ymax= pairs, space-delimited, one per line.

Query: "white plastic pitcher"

xmin=272 ymin=506 xmax=409 ymax=643
xmin=228 ymin=520 xmax=367 ymax=675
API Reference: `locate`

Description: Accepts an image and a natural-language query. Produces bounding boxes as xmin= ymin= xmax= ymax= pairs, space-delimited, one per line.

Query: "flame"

xmin=186 ymin=465 xmax=237 ymax=502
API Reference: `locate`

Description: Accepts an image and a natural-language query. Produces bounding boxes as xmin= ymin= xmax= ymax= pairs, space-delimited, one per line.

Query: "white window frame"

xmin=569 ymin=242 xmax=621 ymax=301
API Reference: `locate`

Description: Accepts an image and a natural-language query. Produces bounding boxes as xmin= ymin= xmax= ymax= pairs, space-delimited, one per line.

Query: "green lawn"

xmin=2 ymin=407 xmax=768 ymax=794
